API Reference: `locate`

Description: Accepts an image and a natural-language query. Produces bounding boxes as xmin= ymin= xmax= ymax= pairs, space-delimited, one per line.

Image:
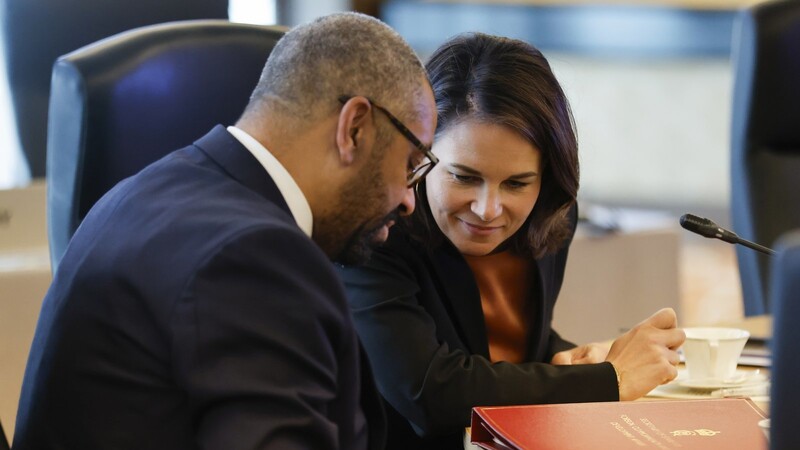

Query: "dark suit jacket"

xmin=338 ymin=208 xmax=618 ymax=449
xmin=14 ymin=126 xmax=385 ymax=450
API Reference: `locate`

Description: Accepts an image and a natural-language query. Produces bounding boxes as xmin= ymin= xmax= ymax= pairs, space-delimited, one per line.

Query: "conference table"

xmin=464 ymin=315 xmax=772 ymax=449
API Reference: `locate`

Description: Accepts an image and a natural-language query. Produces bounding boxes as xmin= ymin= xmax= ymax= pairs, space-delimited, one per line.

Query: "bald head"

xmin=241 ymin=12 xmax=428 ymax=129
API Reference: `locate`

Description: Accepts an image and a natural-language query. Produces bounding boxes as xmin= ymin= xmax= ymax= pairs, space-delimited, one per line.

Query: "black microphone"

xmin=679 ymin=213 xmax=775 ymax=255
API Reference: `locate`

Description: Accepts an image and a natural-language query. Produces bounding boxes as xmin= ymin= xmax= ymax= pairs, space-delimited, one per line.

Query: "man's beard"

xmin=334 ymin=209 xmax=400 ymax=265
xmin=313 ymin=137 xmax=398 ymax=265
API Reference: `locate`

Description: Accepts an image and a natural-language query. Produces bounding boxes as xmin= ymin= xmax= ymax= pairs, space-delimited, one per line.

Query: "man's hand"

xmin=605 ymin=308 xmax=685 ymax=401
xmin=551 ymin=342 xmax=611 ymax=365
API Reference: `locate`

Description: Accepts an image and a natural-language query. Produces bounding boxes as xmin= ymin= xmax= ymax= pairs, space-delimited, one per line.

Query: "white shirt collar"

xmin=226 ymin=126 xmax=313 ymax=237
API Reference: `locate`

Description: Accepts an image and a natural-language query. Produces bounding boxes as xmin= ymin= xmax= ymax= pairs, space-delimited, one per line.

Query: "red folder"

xmin=471 ymin=398 xmax=767 ymax=450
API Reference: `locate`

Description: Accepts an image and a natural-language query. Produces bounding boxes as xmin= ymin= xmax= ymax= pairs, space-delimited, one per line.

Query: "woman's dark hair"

xmin=405 ymin=32 xmax=579 ymax=259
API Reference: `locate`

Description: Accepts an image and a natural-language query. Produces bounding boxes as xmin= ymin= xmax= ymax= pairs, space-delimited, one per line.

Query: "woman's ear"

xmin=335 ymin=97 xmax=373 ymax=166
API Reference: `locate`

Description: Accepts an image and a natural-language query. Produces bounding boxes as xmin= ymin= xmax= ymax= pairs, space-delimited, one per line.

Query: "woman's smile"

xmin=459 ymin=219 xmax=503 ymax=236
xmin=426 ymin=121 xmax=542 ymax=256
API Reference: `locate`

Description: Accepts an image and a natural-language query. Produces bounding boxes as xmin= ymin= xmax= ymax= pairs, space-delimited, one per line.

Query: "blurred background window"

xmin=0 ymin=0 xmax=761 ymax=221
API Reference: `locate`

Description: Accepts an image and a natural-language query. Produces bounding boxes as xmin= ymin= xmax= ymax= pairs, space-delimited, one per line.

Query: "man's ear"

xmin=335 ymin=96 xmax=373 ymax=166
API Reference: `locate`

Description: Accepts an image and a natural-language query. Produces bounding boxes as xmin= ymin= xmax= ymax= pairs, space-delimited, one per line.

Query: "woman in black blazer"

xmin=339 ymin=33 xmax=684 ymax=450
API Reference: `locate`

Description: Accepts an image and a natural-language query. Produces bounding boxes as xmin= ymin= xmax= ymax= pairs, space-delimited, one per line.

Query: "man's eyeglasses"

xmin=339 ymin=95 xmax=438 ymax=188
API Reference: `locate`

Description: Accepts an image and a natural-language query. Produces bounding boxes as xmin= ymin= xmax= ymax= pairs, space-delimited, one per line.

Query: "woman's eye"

xmin=505 ymin=180 xmax=529 ymax=189
xmin=451 ymin=173 xmax=477 ymax=183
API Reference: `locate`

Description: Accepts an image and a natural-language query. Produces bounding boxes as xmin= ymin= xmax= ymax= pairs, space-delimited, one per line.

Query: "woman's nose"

xmin=471 ymin=188 xmax=501 ymax=222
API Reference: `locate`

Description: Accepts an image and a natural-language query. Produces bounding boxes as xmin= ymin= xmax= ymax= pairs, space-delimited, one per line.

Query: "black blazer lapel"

xmin=527 ymin=205 xmax=580 ymax=360
xmin=428 ymin=242 xmax=490 ymax=357
xmin=526 ymin=256 xmax=553 ymax=361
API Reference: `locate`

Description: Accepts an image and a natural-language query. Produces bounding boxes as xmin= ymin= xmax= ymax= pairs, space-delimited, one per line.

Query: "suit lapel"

xmin=527 ymin=205 xmax=579 ymax=360
xmin=428 ymin=239 xmax=555 ymax=362
xmin=429 ymin=242 xmax=490 ymax=357
xmin=527 ymin=256 xmax=551 ymax=361
xmin=193 ymin=125 xmax=293 ymax=216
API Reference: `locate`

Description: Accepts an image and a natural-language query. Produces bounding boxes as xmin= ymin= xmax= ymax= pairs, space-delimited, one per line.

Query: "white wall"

xmin=0 ymin=42 xmax=31 ymax=189
xmin=229 ymin=0 xmax=277 ymax=25
xmin=550 ymin=54 xmax=732 ymax=209
xmin=274 ymin=0 xmax=349 ymax=26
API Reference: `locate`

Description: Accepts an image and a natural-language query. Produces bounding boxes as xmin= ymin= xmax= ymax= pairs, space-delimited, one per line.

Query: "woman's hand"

xmin=551 ymin=342 xmax=611 ymax=365
xmin=605 ymin=308 xmax=685 ymax=401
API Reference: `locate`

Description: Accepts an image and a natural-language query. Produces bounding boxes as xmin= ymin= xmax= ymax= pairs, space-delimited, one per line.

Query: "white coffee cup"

xmin=682 ymin=327 xmax=750 ymax=381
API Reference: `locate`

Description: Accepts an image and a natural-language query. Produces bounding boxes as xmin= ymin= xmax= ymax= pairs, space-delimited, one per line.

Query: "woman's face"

xmin=426 ymin=120 xmax=543 ymax=256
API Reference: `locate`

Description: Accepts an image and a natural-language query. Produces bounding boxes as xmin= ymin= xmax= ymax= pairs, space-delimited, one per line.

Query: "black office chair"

xmin=767 ymin=229 xmax=800 ymax=450
xmin=46 ymin=20 xmax=286 ymax=272
xmin=0 ymin=0 xmax=230 ymax=179
xmin=730 ymin=0 xmax=800 ymax=316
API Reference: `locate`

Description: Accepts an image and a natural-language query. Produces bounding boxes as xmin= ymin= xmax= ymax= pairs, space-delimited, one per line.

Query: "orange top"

xmin=463 ymin=251 xmax=533 ymax=363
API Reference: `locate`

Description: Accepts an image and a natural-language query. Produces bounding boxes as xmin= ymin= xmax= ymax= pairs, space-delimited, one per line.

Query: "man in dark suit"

xmin=13 ymin=12 xmax=437 ymax=450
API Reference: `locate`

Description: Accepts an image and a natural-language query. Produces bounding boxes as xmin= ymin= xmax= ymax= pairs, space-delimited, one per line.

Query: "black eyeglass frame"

xmin=338 ymin=95 xmax=438 ymax=187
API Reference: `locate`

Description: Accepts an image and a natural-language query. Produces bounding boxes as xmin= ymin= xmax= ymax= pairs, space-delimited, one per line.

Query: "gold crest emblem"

xmin=670 ymin=429 xmax=721 ymax=437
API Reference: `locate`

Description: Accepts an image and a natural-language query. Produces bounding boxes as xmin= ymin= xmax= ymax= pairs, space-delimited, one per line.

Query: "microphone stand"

xmin=734 ymin=236 xmax=775 ymax=256
xmin=679 ymin=213 xmax=775 ymax=256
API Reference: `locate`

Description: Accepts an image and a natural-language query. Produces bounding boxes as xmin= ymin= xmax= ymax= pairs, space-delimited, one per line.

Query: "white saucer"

xmin=648 ymin=382 xmax=718 ymax=400
xmin=647 ymin=370 xmax=769 ymax=400
xmin=678 ymin=370 xmax=767 ymax=389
